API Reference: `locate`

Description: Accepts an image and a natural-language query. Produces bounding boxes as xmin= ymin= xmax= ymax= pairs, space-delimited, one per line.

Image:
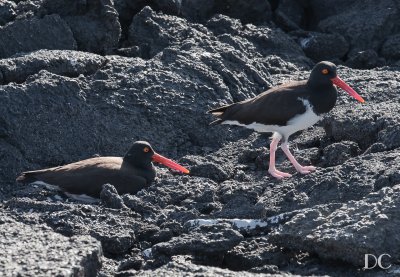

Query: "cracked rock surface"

xmin=0 ymin=212 xmax=102 ymax=276
xmin=1 ymin=1 xmax=400 ymax=276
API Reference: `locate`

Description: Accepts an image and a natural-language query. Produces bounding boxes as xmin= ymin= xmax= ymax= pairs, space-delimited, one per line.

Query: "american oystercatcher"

xmin=17 ymin=141 xmax=189 ymax=198
xmin=208 ymin=61 xmax=364 ymax=179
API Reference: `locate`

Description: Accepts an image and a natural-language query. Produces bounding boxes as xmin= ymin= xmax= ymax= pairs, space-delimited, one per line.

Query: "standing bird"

xmin=208 ymin=61 xmax=364 ymax=179
xmin=16 ymin=141 xmax=189 ymax=198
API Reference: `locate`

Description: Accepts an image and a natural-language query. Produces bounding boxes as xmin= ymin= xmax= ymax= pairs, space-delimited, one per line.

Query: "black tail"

xmin=207 ymin=105 xmax=230 ymax=115
xmin=208 ymin=104 xmax=234 ymax=125
xmin=16 ymin=172 xmax=38 ymax=183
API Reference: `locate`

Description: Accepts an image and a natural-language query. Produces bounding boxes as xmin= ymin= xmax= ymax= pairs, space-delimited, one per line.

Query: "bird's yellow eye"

xmin=143 ymin=147 xmax=150 ymax=153
xmin=322 ymin=69 xmax=329 ymax=75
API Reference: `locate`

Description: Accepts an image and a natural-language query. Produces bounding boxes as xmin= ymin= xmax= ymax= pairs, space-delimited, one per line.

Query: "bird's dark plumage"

xmin=208 ymin=62 xmax=339 ymax=128
xmin=16 ymin=141 xmax=188 ymax=197
xmin=208 ymin=61 xmax=364 ymax=179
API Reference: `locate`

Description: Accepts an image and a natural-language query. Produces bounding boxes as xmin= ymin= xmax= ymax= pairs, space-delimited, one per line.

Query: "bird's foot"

xmin=295 ymin=165 xmax=317 ymax=174
xmin=268 ymin=167 xmax=292 ymax=179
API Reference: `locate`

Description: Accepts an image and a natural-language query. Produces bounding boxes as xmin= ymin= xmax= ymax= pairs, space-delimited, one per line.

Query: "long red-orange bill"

xmin=331 ymin=76 xmax=365 ymax=103
xmin=152 ymin=153 xmax=190 ymax=174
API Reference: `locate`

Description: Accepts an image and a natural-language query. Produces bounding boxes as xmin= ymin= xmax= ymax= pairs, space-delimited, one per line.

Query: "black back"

xmin=209 ymin=61 xmax=339 ymax=126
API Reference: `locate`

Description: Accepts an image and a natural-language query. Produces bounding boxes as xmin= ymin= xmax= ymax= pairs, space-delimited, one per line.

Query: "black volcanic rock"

xmin=0 ymin=15 xmax=77 ymax=59
xmin=321 ymin=141 xmax=360 ymax=166
xmin=381 ymin=34 xmax=400 ymax=61
xmin=180 ymin=0 xmax=215 ymax=22
xmin=345 ymin=49 xmax=385 ymax=69
xmin=0 ymin=50 xmax=106 ymax=85
xmin=275 ymin=0 xmax=306 ymax=31
xmin=255 ymin=120 xmax=400 ymax=215
xmin=13 ymin=0 xmax=121 ymax=55
xmin=214 ymin=0 xmax=272 ymax=24
xmin=129 ymin=7 xmax=306 ymax=62
xmin=62 ymin=0 xmax=121 ymax=54
xmin=378 ymin=125 xmax=400 ymax=150
xmin=100 ymin=183 xmax=127 ymax=209
xmin=136 ymin=259 xmax=298 ymax=276
xmin=0 ymin=212 xmax=102 ymax=276
xmin=270 ymin=185 xmax=400 ymax=267
xmin=224 ymin=238 xmax=288 ymax=272
xmin=182 ymin=155 xmax=234 ymax=182
xmin=152 ymin=223 xmax=243 ymax=256
xmin=120 ymin=0 xmax=271 ymax=24
xmin=128 ymin=6 xmax=213 ymax=58
xmin=0 ymin=0 xmax=15 ymax=25
xmin=318 ymin=0 xmax=399 ymax=54
xmin=295 ymin=31 xmax=349 ymax=62
xmin=5 ymin=195 xmax=141 ymax=256
xmin=322 ymin=101 xmax=400 ymax=149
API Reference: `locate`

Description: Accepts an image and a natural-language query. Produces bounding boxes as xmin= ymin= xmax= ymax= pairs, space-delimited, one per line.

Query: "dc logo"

xmin=364 ymin=254 xmax=391 ymax=270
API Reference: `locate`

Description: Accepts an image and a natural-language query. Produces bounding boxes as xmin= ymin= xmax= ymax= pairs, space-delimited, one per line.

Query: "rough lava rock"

xmin=1 ymin=1 xmax=400 ymax=276
xmin=294 ymin=31 xmax=349 ymax=62
xmin=12 ymin=0 xmax=121 ymax=55
xmin=135 ymin=258 xmax=302 ymax=276
xmin=0 ymin=0 xmax=15 ymax=26
xmin=318 ymin=0 xmax=399 ymax=54
xmin=152 ymin=223 xmax=244 ymax=256
xmin=345 ymin=49 xmax=385 ymax=69
xmin=100 ymin=183 xmax=127 ymax=209
xmin=0 ymin=50 xmax=106 ymax=85
xmin=0 ymin=212 xmax=102 ymax=276
xmin=0 ymin=14 xmax=77 ymax=59
xmin=269 ymin=185 xmax=400 ymax=267
xmin=381 ymin=34 xmax=400 ymax=61
xmin=214 ymin=0 xmax=272 ymax=24
xmin=321 ymin=141 xmax=360 ymax=166
xmin=129 ymin=7 xmax=306 ymax=62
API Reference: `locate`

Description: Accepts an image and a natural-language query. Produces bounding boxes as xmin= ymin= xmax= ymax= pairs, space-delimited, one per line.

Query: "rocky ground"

xmin=1 ymin=0 xmax=400 ymax=276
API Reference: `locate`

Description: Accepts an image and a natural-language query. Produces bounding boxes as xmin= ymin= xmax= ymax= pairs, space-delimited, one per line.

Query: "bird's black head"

xmin=307 ymin=61 xmax=365 ymax=103
xmin=123 ymin=141 xmax=190 ymax=174
xmin=123 ymin=141 xmax=155 ymax=168
xmin=308 ymin=61 xmax=337 ymax=87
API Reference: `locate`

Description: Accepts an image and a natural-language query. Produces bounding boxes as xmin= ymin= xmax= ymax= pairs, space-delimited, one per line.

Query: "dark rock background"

xmin=1 ymin=0 xmax=400 ymax=276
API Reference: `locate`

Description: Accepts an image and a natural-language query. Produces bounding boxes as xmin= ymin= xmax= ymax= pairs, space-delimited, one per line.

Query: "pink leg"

xmin=268 ymin=134 xmax=292 ymax=179
xmin=281 ymin=143 xmax=316 ymax=174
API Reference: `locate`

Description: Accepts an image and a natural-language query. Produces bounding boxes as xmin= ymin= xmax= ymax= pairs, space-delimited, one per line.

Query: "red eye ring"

xmin=322 ymin=69 xmax=329 ymax=75
xmin=143 ymin=147 xmax=150 ymax=153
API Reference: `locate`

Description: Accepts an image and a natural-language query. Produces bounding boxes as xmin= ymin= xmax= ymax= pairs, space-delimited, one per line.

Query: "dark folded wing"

xmin=217 ymin=81 xmax=309 ymax=126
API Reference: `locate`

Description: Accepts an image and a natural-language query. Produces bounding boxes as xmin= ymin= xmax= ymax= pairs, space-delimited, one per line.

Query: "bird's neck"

xmin=307 ymin=82 xmax=338 ymax=115
xmin=122 ymin=158 xmax=156 ymax=183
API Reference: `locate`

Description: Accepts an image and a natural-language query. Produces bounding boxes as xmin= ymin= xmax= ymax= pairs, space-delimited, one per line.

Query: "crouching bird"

xmin=16 ymin=141 xmax=189 ymax=198
xmin=208 ymin=61 xmax=364 ymax=179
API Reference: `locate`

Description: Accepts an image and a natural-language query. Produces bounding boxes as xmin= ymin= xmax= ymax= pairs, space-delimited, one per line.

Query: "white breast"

xmin=222 ymin=99 xmax=321 ymax=140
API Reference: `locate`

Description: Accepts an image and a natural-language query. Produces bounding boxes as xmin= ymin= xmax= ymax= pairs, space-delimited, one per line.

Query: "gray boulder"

xmin=318 ymin=0 xmax=398 ymax=54
xmin=13 ymin=0 xmax=121 ymax=54
xmin=0 ymin=15 xmax=76 ymax=59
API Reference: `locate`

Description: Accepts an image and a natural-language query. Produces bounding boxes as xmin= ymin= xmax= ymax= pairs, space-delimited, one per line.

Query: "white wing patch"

xmin=31 ymin=180 xmax=61 ymax=191
xmin=31 ymin=180 xmax=99 ymax=203
xmin=64 ymin=192 xmax=100 ymax=203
